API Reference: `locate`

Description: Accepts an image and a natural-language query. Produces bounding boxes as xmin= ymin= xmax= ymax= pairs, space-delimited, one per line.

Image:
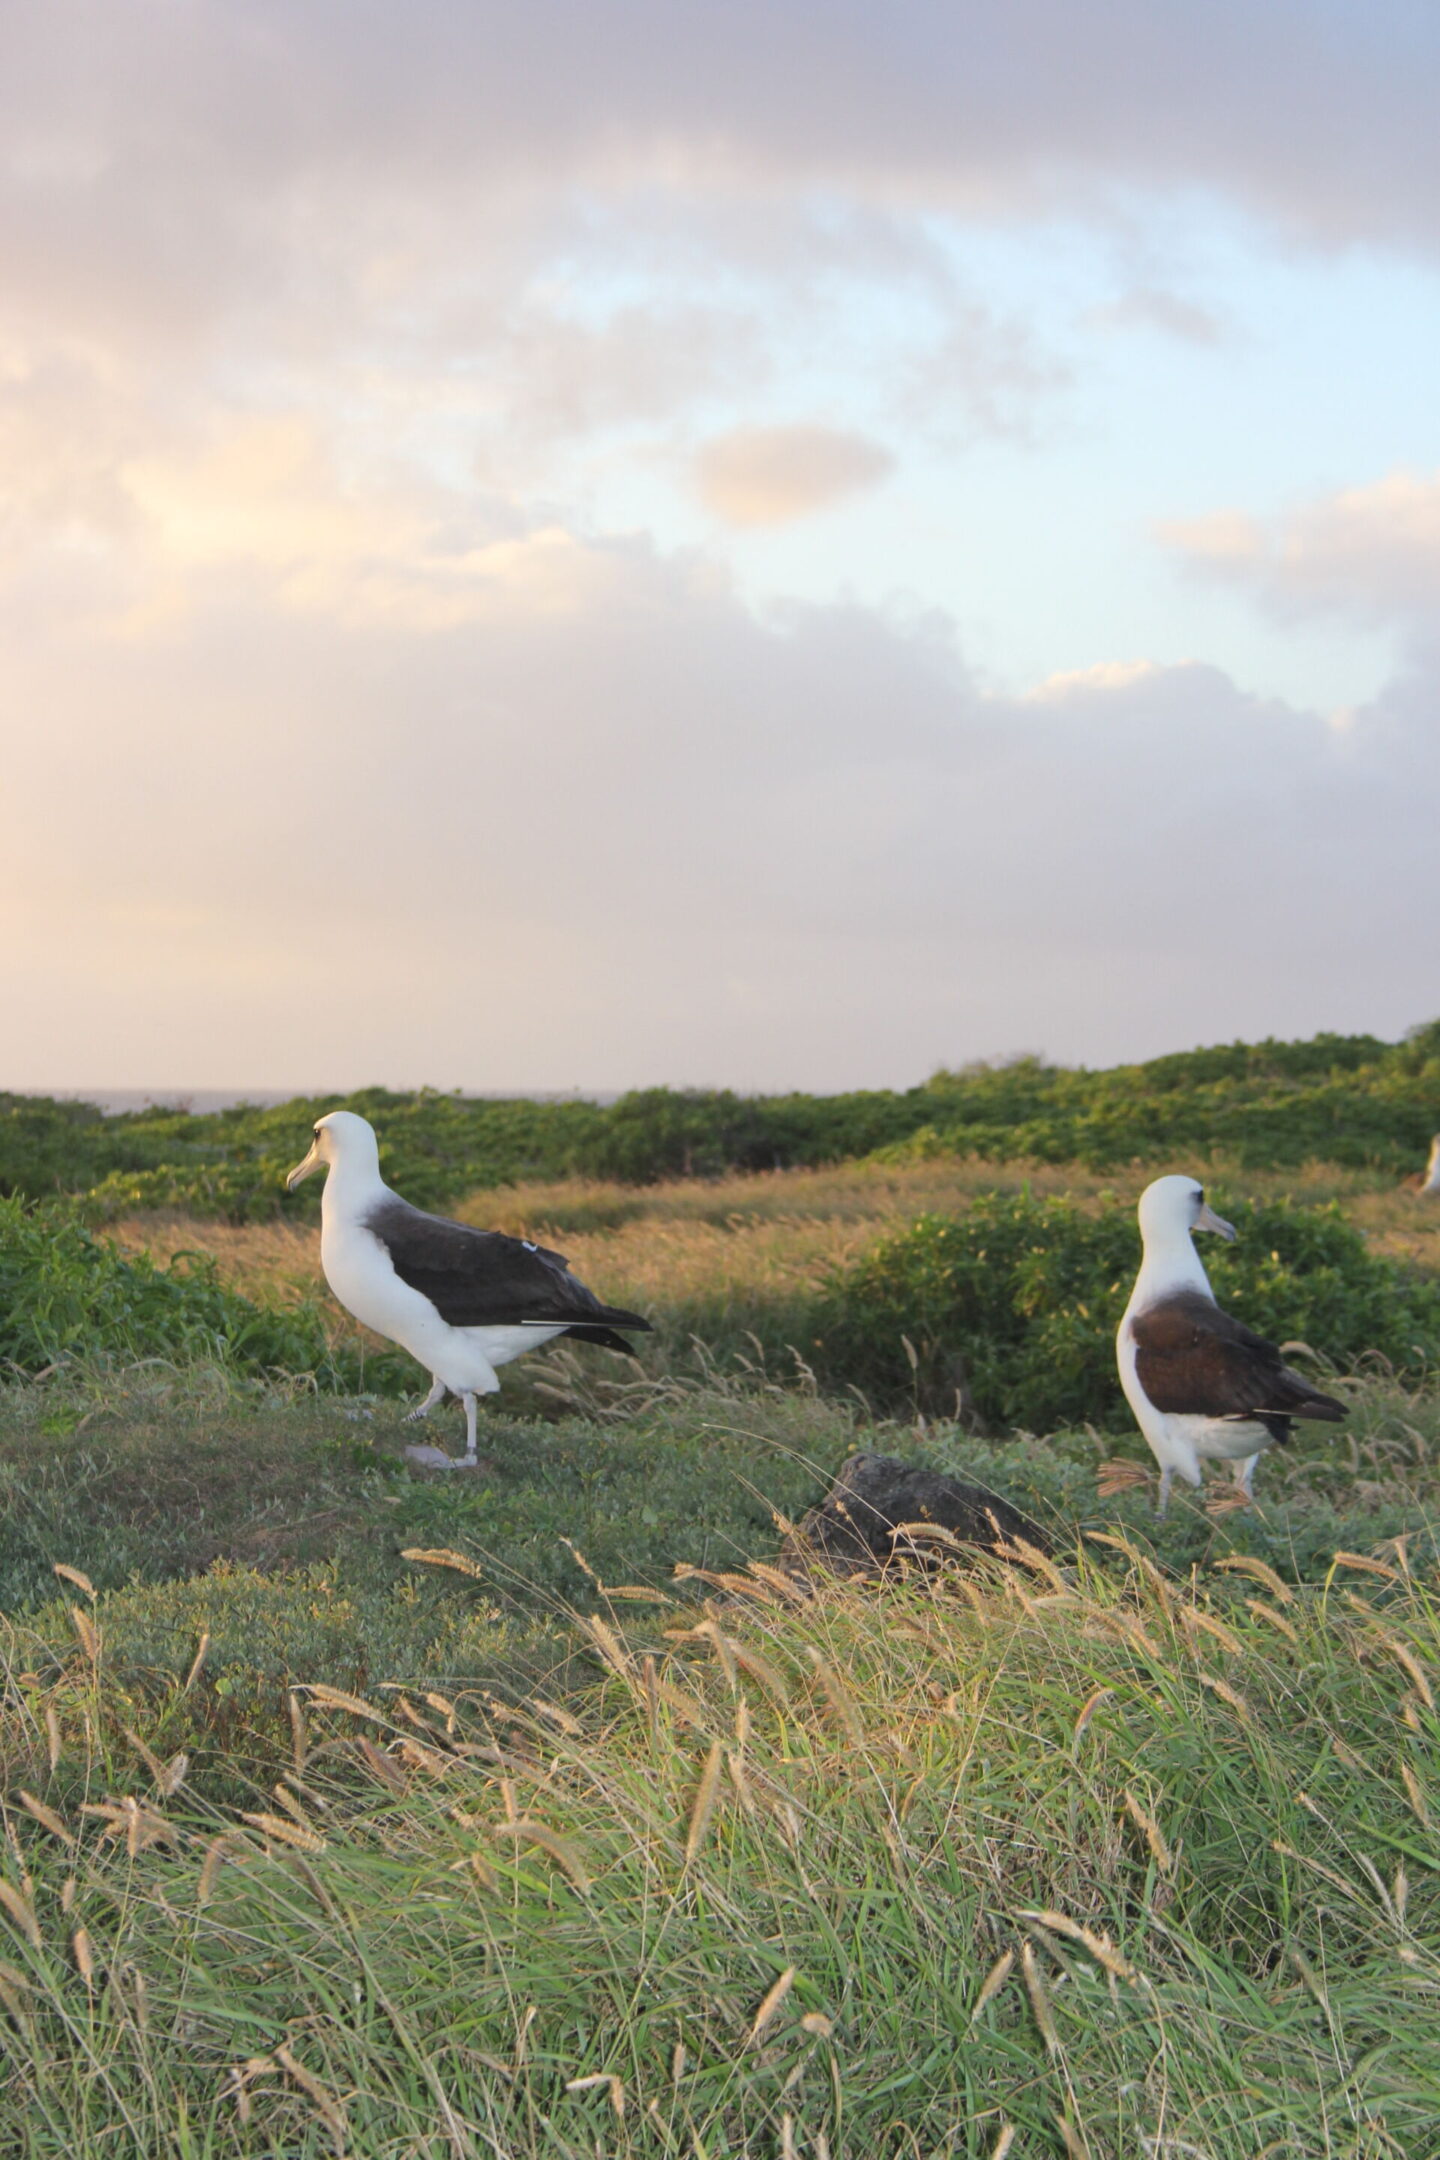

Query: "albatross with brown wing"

xmin=1117 ymin=1173 xmax=1345 ymax=1514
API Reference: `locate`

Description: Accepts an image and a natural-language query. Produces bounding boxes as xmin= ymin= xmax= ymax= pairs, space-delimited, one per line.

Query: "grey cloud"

xmin=902 ymin=307 xmax=1072 ymax=447
xmin=29 ymin=6 xmax=1430 ymax=245
xmin=3 ymin=535 xmax=1436 ymax=1089
xmin=1 ymin=0 xmax=1438 ymax=380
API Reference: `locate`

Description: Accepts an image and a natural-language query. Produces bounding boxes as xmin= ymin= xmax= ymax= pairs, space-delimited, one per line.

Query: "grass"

xmin=3 ymin=1352 xmax=1440 ymax=1784
xmin=4 ymin=1525 xmax=1440 ymax=2154
xmin=5 ymin=1150 xmax=1440 ymax=2150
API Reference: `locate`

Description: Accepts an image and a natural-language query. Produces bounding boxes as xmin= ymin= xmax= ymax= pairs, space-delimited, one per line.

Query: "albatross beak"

xmin=1195 ymin=1200 xmax=1237 ymax=1241
xmin=285 ymin=1142 xmax=322 ymax=1192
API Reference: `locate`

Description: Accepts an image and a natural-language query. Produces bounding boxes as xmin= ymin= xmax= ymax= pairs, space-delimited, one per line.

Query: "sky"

xmin=4 ymin=0 xmax=1440 ymax=1094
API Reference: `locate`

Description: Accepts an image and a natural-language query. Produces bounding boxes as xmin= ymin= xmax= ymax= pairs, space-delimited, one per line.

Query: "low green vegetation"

xmin=5 ymin=1019 xmax=1440 ymax=1220
xmin=0 ymin=1194 xmax=409 ymax=1395
xmin=0 ymin=1367 xmax=850 ymax=1771
xmin=11 ymin=1167 xmax=1440 ymax=1453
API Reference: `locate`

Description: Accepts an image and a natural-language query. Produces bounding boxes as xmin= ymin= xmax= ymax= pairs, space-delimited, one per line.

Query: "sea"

xmin=22 ymin=1088 xmax=613 ymax=1114
xmin=27 ymin=1090 xmax=315 ymax=1115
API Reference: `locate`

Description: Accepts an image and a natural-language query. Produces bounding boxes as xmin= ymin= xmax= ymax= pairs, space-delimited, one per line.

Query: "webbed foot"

xmin=403 ymin=1443 xmax=491 ymax=1471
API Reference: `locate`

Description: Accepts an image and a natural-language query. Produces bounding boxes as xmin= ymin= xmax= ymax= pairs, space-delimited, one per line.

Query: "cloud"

xmin=1 ymin=3 xmax=1437 ymax=1090
xmin=901 ymin=306 xmax=1071 ymax=447
xmin=1 ymin=0 xmax=1437 ymax=403
xmin=1162 ymin=469 xmax=1440 ymax=632
xmin=1085 ymin=289 xmax=1224 ymax=344
xmin=4 ymin=1 xmax=1439 ymax=268
xmin=694 ymin=424 xmax=895 ymax=526
xmin=1027 ymin=659 xmax=1164 ymax=700
xmin=3 ymin=523 xmax=1437 ymax=1088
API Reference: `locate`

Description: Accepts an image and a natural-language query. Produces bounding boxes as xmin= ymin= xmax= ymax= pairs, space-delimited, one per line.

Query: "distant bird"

xmin=1116 ymin=1174 xmax=1345 ymax=1514
xmin=1420 ymin=1136 xmax=1440 ymax=1196
xmin=286 ymin=1111 xmax=651 ymax=1467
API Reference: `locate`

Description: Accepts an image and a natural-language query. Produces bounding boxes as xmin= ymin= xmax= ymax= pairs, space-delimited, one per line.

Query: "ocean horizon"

xmin=17 ymin=1087 xmax=619 ymax=1115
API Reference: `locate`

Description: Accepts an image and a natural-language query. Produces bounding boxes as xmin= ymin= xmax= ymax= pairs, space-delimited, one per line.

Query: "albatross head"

xmin=1137 ymin=1173 xmax=1237 ymax=1246
xmin=285 ymin=1109 xmax=381 ymax=1192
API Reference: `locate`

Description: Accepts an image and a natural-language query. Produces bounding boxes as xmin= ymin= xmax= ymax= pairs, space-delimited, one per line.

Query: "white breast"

xmin=321 ymin=1217 xmax=430 ymax=1343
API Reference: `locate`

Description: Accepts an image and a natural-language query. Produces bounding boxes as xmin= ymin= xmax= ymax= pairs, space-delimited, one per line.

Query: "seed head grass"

xmin=3 ymin=1155 xmax=1440 ymax=2151
xmin=4 ymin=1533 xmax=1440 ymax=2154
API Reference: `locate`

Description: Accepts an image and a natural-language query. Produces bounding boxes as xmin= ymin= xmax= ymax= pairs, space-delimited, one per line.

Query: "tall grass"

xmin=3 ymin=1538 xmax=1439 ymax=2154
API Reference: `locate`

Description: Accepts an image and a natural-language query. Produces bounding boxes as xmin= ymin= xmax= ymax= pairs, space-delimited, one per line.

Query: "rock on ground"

xmin=783 ymin=1450 xmax=1050 ymax=1579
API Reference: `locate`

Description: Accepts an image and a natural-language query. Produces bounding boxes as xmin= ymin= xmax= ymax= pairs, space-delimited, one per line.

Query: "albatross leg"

xmin=403 ymin=1387 xmax=488 ymax=1470
xmin=1232 ymin=1453 xmax=1259 ymax=1501
xmin=1155 ymin=1465 xmax=1173 ymax=1519
xmin=404 ymin=1377 xmax=447 ymax=1424
xmin=457 ymin=1390 xmax=479 ymax=1467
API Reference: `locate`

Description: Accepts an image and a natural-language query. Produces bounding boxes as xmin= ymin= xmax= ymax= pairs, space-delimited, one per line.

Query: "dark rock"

xmin=782 ymin=1451 xmax=1050 ymax=1579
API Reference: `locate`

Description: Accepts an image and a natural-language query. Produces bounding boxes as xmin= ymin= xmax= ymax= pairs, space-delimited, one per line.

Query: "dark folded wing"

xmin=365 ymin=1198 xmax=651 ymax=1332
xmin=1131 ymin=1289 xmax=1344 ymax=1422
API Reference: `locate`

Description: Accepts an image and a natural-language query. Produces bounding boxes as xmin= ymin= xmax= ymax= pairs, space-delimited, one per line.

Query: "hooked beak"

xmin=285 ymin=1141 xmax=323 ymax=1193
xmin=1195 ymin=1200 xmax=1237 ymax=1242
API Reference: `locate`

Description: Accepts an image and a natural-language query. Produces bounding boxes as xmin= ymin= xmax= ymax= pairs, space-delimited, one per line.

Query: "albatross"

xmin=1117 ymin=1173 xmax=1344 ymax=1514
xmin=286 ymin=1110 xmax=651 ymax=1467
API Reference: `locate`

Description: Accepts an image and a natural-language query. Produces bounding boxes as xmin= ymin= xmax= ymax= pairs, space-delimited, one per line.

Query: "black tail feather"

xmin=561 ymin=1325 xmax=642 ymax=1355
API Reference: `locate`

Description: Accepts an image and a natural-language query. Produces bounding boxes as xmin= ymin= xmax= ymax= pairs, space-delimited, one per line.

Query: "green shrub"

xmin=0 ymin=1091 xmax=231 ymax=1202
xmin=0 ymin=1195 xmax=407 ymax=1391
xmin=5 ymin=1022 xmax=1440 ymax=1219
xmin=6 ymin=1020 xmax=1440 ymax=1216
xmin=815 ymin=1191 xmax=1440 ymax=1429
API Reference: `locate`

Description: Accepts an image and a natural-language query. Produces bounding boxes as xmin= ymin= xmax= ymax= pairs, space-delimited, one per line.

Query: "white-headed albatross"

xmin=1117 ymin=1173 xmax=1344 ymax=1514
xmin=286 ymin=1110 xmax=651 ymax=1467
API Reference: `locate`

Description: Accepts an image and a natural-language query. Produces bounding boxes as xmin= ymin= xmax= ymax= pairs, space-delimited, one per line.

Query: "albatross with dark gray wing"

xmin=1117 ymin=1173 xmax=1345 ymax=1514
xmin=286 ymin=1110 xmax=651 ymax=1467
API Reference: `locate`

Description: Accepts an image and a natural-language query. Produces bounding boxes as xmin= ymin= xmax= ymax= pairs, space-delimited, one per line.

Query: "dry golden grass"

xmin=108 ymin=1213 xmax=324 ymax=1306
xmin=461 ymin=1154 xmax=1128 ymax=1234
xmin=112 ymin=1153 xmax=1440 ymax=1325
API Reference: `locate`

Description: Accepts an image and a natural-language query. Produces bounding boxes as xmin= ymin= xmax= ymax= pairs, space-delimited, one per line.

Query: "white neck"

xmin=1128 ymin=1225 xmax=1214 ymax=1314
xmin=319 ymin=1152 xmax=390 ymax=1222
